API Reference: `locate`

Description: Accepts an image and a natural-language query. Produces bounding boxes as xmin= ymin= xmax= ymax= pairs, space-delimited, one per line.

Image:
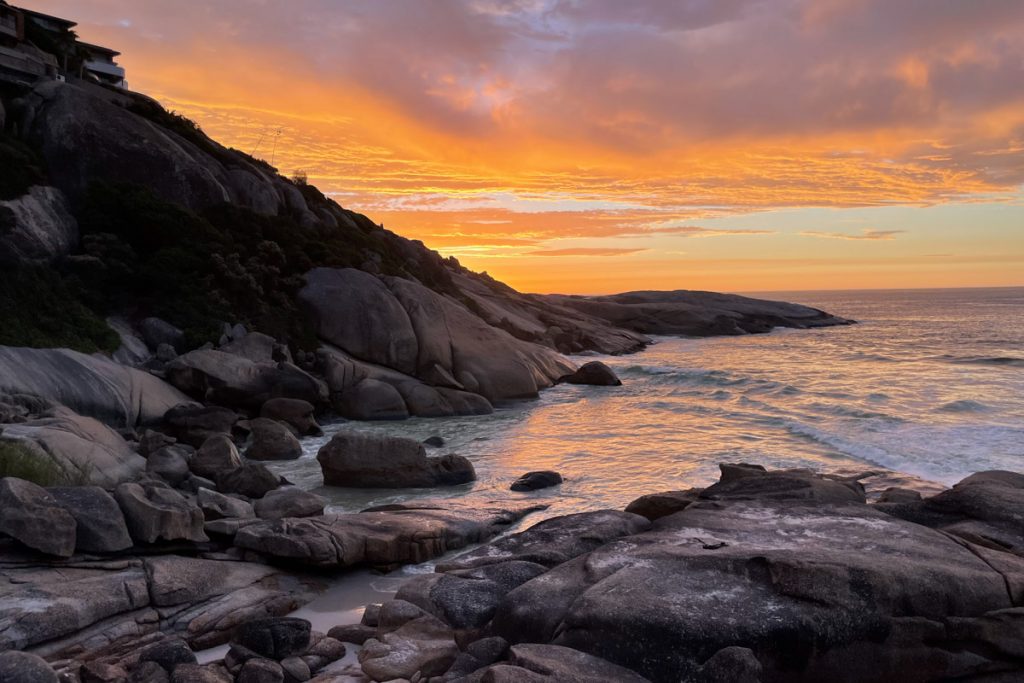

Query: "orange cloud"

xmin=30 ymin=0 xmax=1024 ymax=293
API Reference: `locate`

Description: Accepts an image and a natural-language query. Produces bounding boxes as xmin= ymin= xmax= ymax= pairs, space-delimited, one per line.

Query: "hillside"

xmin=0 ymin=78 xmax=851 ymax=427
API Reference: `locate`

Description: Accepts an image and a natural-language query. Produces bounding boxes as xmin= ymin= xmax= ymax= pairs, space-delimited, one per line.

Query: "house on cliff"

xmin=0 ymin=1 xmax=125 ymax=88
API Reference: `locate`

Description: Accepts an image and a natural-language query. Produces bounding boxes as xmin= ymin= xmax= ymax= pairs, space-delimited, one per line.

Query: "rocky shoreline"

xmin=2 ymin=459 xmax=1022 ymax=682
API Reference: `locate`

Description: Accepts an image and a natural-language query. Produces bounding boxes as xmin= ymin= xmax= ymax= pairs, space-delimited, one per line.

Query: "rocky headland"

xmin=16 ymin=73 xmax=1012 ymax=683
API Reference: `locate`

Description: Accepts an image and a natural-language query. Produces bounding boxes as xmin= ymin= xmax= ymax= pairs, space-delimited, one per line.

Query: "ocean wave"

xmin=784 ymin=420 xmax=1024 ymax=486
xmin=934 ymin=354 xmax=1024 ymax=368
xmin=936 ymin=399 xmax=990 ymax=413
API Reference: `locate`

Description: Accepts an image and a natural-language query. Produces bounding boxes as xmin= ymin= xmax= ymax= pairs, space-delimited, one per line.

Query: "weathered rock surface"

xmin=1 ymin=408 xmax=145 ymax=486
xmin=246 ymin=418 xmax=303 ymax=461
xmin=48 ymin=486 xmax=133 ymax=553
xmin=234 ymin=498 xmax=545 ymax=569
xmin=0 ymin=477 xmax=77 ymax=556
xmin=358 ymin=610 xmax=457 ymax=681
xmin=0 ymin=347 xmax=192 ymax=427
xmin=316 ymin=432 xmax=475 ymax=488
xmin=0 ymin=551 xmax=317 ymax=662
xmin=114 ymin=481 xmax=208 ymax=544
xmin=558 ymin=361 xmax=622 ymax=387
xmin=0 ymin=185 xmax=78 ymax=265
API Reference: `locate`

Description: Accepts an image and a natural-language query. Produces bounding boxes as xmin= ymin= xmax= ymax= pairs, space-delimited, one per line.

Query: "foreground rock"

xmin=352 ymin=465 xmax=1024 ymax=683
xmin=0 ymin=552 xmax=317 ymax=663
xmin=234 ymin=498 xmax=545 ymax=570
xmin=0 ymin=477 xmax=77 ymax=556
xmin=245 ymin=417 xmax=303 ymax=461
xmin=317 ymin=431 xmax=476 ymax=488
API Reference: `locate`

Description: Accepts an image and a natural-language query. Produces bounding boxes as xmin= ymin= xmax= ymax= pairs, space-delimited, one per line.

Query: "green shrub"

xmin=0 ymin=440 xmax=91 ymax=486
xmin=0 ymin=265 xmax=119 ymax=352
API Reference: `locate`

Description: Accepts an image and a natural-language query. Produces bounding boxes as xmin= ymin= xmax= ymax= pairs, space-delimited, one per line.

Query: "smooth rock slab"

xmin=235 ymin=499 xmax=545 ymax=569
xmin=0 ymin=477 xmax=77 ymax=556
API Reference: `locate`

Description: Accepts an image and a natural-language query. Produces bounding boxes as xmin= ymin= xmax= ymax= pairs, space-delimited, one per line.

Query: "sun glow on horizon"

xmin=31 ymin=0 xmax=1024 ymax=293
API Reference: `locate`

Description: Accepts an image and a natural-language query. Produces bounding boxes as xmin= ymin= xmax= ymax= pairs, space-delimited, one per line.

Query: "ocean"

xmin=269 ymin=287 xmax=1024 ymax=518
xmin=205 ymin=286 xmax=1024 ymax=648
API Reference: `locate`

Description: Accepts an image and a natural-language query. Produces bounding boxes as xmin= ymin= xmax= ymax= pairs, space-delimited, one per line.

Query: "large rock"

xmin=299 ymin=268 xmax=419 ymax=375
xmin=698 ymin=465 xmax=866 ymax=505
xmin=234 ymin=498 xmax=545 ymax=570
xmin=0 ymin=477 xmax=77 ymax=556
xmin=0 ymin=347 xmax=193 ymax=427
xmin=883 ymin=470 xmax=1024 ymax=558
xmin=245 ymin=418 xmax=303 ymax=461
xmin=164 ymin=404 xmax=239 ymax=448
xmin=166 ymin=350 xmax=327 ymax=409
xmin=234 ymin=617 xmax=311 ymax=660
xmin=0 ymin=185 xmax=78 ymax=265
xmin=316 ymin=431 xmax=475 ymax=488
xmin=190 ymin=434 xmax=243 ymax=480
xmin=358 ymin=611 xmax=457 ymax=680
xmin=437 ymin=510 xmax=651 ymax=572
xmin=114 ymin=481 xmax=208 ymax=544
xmin=139 ymin=317 xmax=186 ymax=352
xmin=0 ymin=651 xmax=58 ymax=683
xmin=300 ymin=269 xmax=574 ymax=403
xmin=500 ymin=643 xmax=650 ymax=682
xmin=558 ymin=361 xmax=622 ymax=387
xmin=147 ymin=444 xmax=193 ymax=486
xmin=260 ymin=398 xmax=321 ymax=436
xmin=510 ymin=471 xmax=563 ymax=492
xmin=217 ymin=463 xmax=283 ymax=499
xmin=254 ymin=488 xmax=326 ymax=520
xmin=492 ymin=498 xmax=1024 ymax=682
xmin=333 ymin=378 xmax=408 ymax=421
xmin=624 ymin=489 xmax=701 ymax=521
xmin=197 ymin=487 xmax=255 ymax=520
xmin=0 ymin=408 xmax=145 ymax=486
xmin=48 ymin=486 xmax=133 ymax=553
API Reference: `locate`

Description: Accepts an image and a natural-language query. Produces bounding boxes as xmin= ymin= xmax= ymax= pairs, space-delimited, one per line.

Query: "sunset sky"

xmin=32 ymin=0 xmax=1024 ymax=293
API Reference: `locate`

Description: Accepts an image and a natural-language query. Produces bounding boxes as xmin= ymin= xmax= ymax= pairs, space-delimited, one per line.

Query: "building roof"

xmin=17 ymin=6 xmax=77 ymax=29
xmin=77 ymin=40 xmax=119 ymax=57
